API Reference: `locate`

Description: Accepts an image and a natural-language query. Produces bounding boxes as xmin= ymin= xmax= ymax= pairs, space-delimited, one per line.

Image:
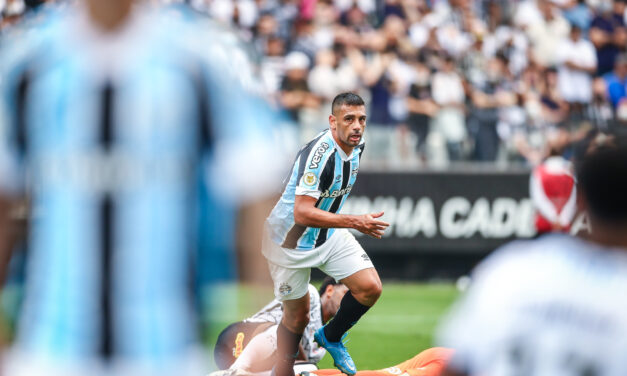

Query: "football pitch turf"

xmin=207 ymin=282 xmax=460 ymax=370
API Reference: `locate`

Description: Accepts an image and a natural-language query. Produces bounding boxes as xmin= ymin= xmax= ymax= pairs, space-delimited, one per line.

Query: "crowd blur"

xmin=3 ymin=0 xmax=627 ymax=167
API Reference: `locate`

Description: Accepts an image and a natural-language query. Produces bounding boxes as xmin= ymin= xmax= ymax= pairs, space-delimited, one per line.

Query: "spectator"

xmin=555 ymin=25 xmax=597 ymax=116
xmin=280 ymin=51 xmax=321 ymax=136
xmin=601 ymin=52 xmax=627 ymax=108
xmin=589 ymin=0 xmax=627 ymax=75
xmin=406 ymin=57 xmax=438 ymax=163
xmin=562 ymin=0 xmax=592 ymax=33
xmin=308 ymin=48 xmax=359 ymax=103
xmin=431 ymin=55 xmax=466 ymax=161
xmin=469 ymin=56 xmax=516 ymax=161
xmin=260 ymin=36 xmax=287 ymax=96
xmin=526 ymin=0 xmax=570 ymax=67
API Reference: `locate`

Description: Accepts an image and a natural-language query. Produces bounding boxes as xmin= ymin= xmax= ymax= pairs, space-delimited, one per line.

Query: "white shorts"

xmin=262 ymin=227 xmax=374 ymax=301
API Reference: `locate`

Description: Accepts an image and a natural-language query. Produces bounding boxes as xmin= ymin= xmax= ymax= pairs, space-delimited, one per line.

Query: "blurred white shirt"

xmin=556 ymin=37 xmax=597 ymax=103
xmin=438 ymin=234 xmax=627 ymax=376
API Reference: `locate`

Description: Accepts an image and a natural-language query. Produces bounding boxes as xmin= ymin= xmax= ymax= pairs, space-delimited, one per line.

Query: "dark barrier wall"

xmin=342 ymin=170 xmax=536 ymax=255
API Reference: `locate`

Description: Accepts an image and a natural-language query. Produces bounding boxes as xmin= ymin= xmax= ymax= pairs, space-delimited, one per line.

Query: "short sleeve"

xmin=293 ymin=137 xmax=334 ymax=200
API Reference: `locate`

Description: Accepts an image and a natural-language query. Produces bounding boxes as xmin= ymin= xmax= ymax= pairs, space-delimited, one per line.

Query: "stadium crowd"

xmin=2 ymin=0 xmax=627 ymax=166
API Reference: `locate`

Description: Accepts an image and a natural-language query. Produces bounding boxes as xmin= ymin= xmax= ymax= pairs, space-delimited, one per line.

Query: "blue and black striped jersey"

xmin=266 ymin=129 xmax=364 ymax=250
xmin=0 ymin=3 xmax=283 ymax=368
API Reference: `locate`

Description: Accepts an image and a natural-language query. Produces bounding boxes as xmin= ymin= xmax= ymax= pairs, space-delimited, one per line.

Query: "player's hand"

xmin=353 ymin=211 xmax=390 ymax=239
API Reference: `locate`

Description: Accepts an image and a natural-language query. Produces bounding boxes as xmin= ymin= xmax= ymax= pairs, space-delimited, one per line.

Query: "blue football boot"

xmin=314 ymin=327 xmax=357 ymax=375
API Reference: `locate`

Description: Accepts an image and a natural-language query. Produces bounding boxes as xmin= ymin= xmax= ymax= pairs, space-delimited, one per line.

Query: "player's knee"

xmin=365 ymin=280 xmax=382 ymax=301
xmin=283 ymin=307 xmax=310 ymax=332
xmin=356 ymin=279 xmax=382 ymax=304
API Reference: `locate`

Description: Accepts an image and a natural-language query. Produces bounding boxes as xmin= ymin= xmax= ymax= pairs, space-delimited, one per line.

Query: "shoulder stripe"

xmin=318 ymin=150 xmax=336 ymax=193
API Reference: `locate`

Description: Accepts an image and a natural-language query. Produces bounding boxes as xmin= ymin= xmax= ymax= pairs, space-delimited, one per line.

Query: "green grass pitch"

xmin=205 ymin=282 xmax=459 ymax=370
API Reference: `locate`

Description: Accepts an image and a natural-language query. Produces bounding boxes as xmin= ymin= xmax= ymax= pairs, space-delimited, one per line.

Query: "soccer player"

xmin=0 ymin=1 xmax=283 ymax=375
xmin=263 ymin=92 xmax=389 ymax=376
xmin=213 ymin=277 xmax=349 ymax=372
xmin=437 ymin=133 xmax=627 ymax=376
xmin=313 ymin=347 xmax=454 ymax=376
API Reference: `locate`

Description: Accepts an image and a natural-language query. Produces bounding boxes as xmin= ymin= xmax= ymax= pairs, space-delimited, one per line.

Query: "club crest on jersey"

xmin=320 ymin=184 xmax=353 ymax=198
xmin=309 ymin=142 xmax=330 ymax=169
xmin=302 ymin=172 xmax=317 ymax=187
xmin=279 ymin=282 xmax=293 ymax=296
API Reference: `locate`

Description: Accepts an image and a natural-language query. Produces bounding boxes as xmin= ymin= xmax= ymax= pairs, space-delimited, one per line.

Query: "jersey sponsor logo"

xmin=303 ymin=172 xmax=317 ymax=187
xmin=309 ymin=142 xmax=330 ymax=169
xmin=335 ymin=175 xmax=342 ymax=183
xmin=351 ymin=168 xmax=359 ymax=176
xmin=320 ymin=184 xmax=353 ymax=198
xmin=233 ymin=332 xmax=245 ymax=358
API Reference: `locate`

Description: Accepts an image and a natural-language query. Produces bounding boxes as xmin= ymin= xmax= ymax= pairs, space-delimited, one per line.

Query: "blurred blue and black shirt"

xmin=0 ymin=2 xmax=285 ymax=374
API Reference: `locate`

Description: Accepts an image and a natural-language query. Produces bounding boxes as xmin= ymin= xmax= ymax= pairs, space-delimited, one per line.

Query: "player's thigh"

xmin=318 ymin=229 xmax=375 ymax=282
xmin=267 ymin=260 xmax=311 ymax=302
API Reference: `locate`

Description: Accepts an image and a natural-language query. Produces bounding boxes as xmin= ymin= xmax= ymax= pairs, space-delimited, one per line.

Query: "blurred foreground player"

xmin=263 ymin=93 xmax=389 ymax=376
xmin=0 ymin=1 xmax=283 ymax=375
xmin=438 ymin=134 xmax=627 ymax=376
xmin=213 ymin=278 xmax=348 ymax=373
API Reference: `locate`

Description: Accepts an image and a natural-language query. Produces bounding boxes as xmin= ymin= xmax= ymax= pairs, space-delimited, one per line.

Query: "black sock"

xmin=323 ymin=292 xmax=371 ymax=342
xmin=274 ymin=323 xmax=302 ymax=376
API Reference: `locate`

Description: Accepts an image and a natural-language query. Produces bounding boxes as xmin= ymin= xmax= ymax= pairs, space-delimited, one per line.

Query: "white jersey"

xmin=438 ymin=234 xmax=627 ymax=376
xmin=244 ymin=284 xmax=326 ymax=362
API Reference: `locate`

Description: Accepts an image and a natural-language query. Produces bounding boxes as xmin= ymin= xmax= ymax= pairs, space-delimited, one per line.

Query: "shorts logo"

xmin=309 ymin=142 xmax=330 ymax=169
xmin=302 ymin=172 xmax=317 ymax=187
xmin=233 ymin=332 xmax=245 ymax=358
xmin=361 ymin=253 xmax=370 ymax=262
xmin=279 ymin=282 xmax=293 ymax=296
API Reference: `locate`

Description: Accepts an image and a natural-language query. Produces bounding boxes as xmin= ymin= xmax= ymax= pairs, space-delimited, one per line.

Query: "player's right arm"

xmin=293 ymin=195 xmax=389 ymax=239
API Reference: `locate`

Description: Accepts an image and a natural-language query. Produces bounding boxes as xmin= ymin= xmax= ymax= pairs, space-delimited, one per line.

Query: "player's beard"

xmin=346 ymin=132 xmax=362 ymax=146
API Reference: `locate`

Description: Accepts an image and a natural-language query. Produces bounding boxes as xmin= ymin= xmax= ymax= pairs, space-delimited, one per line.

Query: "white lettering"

xmin=490 ymin=197 xmax=518 ymax=238
xmin=395 ymin=197 xmax=437 ymax=238
xmin=440 ymin=197 xmax=470 ymax=238
xmin=344 ymin=195 xmax=536 ymax=240
xmin=462 ymin=198 xmax=491 ymax=238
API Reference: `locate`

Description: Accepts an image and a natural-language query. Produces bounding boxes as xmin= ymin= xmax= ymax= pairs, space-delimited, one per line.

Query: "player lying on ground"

xmin=312 ymin=347 xmax=454 ymax=376
xmin=213 ymin=278 xmax=348 ymax=374
xmin=211 ymin=347 xmax=453 ymax=376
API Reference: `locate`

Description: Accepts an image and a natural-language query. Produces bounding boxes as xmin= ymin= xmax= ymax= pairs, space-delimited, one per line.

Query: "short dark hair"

xmin=331 ymin=92 xmax=364 ymax=115
xmin=318 ymin=276 xmax=341 ymax=297
xmin=575 ymin=133 xmax=627 ymax=224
